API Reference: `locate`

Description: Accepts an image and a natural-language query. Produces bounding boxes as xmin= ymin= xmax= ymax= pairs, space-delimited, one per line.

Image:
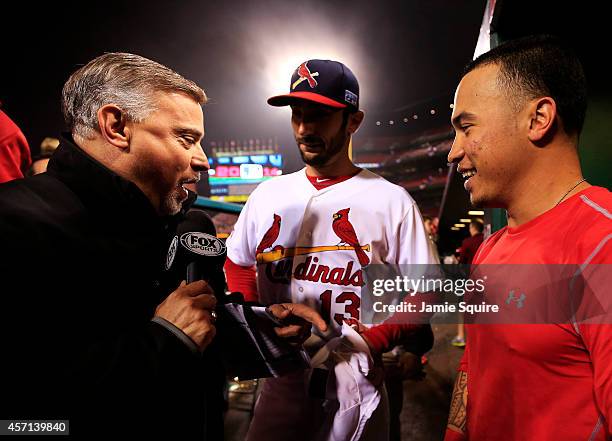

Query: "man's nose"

xmin=191 ymin=143 xmax=210 ymax=172
xmin=296 ymin=118 xmax=316 ymax=137
xmin=447 ymin=136 xmax=465 ymax=165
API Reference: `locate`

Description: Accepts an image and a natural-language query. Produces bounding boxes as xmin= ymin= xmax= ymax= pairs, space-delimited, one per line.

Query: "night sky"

xmin=2 ymin=0 xmax=485 ymax=169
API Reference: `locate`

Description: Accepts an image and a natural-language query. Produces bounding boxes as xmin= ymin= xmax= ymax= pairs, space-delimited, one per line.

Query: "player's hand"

xmin=154 ymin=280 xmax=217 ymax=351
xmin=344 ymin=317 xmax=368 ymax=333
xmin=341 ymin=319 xmax=385 ymax=386
xmin=345 ymin=318 xmax=381 ymax=357
xmin=267 ymin=303 xmax=328 ymax=345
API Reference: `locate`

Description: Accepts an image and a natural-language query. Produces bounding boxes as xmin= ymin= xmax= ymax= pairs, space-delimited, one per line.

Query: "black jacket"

xmin=0 ymin=136 xmax=224 ymax=439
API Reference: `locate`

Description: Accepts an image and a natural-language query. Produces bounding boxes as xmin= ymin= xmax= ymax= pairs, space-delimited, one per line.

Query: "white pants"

xmin=246 ymin=325 xmax=389 ymax=441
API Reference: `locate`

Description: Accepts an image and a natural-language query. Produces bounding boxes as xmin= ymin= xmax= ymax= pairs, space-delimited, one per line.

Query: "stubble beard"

xmin=297 ymin=128 xmax=348 ymax=168
xmin=159 ymin=186 xmax=187 ymax=216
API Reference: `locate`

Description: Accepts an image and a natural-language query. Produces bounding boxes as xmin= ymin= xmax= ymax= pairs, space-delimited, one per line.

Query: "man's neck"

xmin=305 ymin=156 xmax=360 ymax=178
xmin=75 ymin=134 xmax=162 ymax=214
xmin=74 ymin=134 xmax=118 ymax=168
xmin=505 ymin=153 xmax=588 ymax=227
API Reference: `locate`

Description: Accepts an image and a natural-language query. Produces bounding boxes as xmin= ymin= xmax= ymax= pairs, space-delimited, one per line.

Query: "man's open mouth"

xmin=461 ymin=169 xmax=477 ymax=179
xmin=178 ymin=176 xmax=200 ymax=194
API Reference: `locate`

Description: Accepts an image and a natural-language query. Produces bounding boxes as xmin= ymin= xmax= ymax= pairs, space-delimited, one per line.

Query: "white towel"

xmin=310 ymin=323 xmax=388 ymax=441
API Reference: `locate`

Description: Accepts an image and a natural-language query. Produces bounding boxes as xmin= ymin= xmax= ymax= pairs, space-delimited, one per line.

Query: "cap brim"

xmin=267 ymin=91 xmax=347 ymax=108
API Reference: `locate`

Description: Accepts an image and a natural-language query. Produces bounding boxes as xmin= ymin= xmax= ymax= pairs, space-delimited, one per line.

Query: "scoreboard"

xmin=208 ymin=147 xmax=283 ymax=202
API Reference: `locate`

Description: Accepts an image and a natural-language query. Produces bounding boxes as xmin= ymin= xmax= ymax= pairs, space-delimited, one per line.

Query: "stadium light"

xmin=254 ymin=24 xmax=364 ymax=103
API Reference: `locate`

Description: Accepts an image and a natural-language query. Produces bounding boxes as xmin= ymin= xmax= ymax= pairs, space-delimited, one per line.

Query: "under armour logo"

xmin=506 ymin=290 xmax=526 ymax=308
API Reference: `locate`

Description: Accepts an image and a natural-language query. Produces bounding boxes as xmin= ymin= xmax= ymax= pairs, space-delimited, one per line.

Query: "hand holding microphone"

xmin=155 ymin=209 xmax=225 ymax=351
xmin=155 ymin=280 xmax=217 ymax=351
xmin=159 ymin=209 xmax=328 ymax=369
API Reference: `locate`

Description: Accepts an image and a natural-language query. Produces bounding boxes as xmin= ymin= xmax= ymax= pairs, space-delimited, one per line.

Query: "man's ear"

xmin=347 ymin=110 xmax=365 ymax=134
xmin=526 ymin=97 xmax=556 ymax=143
xmin=97 ymin=104 xmax=130 ymax=149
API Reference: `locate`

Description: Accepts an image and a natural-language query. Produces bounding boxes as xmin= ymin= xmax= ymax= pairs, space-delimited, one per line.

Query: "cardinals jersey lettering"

xmin=226 ymin=168 xmax=437 ymax=332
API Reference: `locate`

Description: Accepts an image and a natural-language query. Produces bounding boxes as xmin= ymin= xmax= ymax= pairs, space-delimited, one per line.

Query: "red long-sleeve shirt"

xmin=459 ymin=186 xmax=612 ymax=441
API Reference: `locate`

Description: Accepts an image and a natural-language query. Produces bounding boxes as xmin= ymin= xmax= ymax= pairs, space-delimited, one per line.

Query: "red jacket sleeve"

xmin=0 ymin=118 xmax=31 ymax=183
xmin=224 ymin=257 xmax=259 ymax=303
xmin=361 ymin=323 xmax=433 ymax=355
xmin=362 ymin=284 xmax=438 ymax=354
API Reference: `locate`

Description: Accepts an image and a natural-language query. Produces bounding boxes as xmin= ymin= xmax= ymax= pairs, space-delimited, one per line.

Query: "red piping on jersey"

xmin=306 ymin=169 xmax=361 ymax=190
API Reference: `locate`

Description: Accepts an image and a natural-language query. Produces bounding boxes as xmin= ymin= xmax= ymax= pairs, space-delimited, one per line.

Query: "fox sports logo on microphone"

xmin=180 ymin=232 xmax=226 ymax=256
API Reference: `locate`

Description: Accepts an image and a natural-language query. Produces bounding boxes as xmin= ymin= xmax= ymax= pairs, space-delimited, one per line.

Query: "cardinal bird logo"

xmin=292 ymin=62 xmax=319 ymax=89
xmin=257 ymin=213 xmax=282 ymax=254
xmin=332 ymin=208 xmax=370 ymax=267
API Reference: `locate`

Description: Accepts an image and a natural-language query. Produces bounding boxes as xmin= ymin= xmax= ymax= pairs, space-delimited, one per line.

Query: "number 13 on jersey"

xmin=320 ymin=289 xmax=361 ymax=326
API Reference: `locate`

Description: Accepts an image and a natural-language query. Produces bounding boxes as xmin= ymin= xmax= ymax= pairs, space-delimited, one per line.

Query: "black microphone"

xmin=171 ymin=214 xmax=309 ymax=380
xmin=172 ymin=209 xmax=227 ymax=300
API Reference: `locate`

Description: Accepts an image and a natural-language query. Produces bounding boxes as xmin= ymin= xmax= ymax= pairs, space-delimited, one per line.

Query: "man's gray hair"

xmin=62 ymin=52 xmax=207 ymax=138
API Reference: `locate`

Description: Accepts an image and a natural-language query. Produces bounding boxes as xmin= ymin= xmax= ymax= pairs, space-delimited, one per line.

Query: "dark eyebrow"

xmin=173 ymin=127 xmax=203 ymax=141
xmin=451 ymin=111 xmax=477 ymax=128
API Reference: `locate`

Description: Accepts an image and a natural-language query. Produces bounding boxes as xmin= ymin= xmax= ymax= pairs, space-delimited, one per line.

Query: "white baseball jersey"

xmin=226 ymin=167 xmax=435 ymax=441
xmin=227 ymin=167 xmax=436 ymax=333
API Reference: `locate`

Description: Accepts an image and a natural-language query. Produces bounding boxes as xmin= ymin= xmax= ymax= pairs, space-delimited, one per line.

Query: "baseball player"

xmin=445 ymin=36 xmax=612 ymax=441
xmin=225 ymin=59 xmax=437 ymax=441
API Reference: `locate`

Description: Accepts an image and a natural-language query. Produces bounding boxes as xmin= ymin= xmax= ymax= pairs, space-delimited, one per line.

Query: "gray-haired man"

xmin=0 ymin=53 xmax=325 ymax=439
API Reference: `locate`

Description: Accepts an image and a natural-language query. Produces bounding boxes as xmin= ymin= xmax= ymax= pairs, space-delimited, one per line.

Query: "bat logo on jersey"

xmin=332 ymin=208 xmax=370 ymax=266
xmin=256 ymin=208 xmax=370 ymax=266
xmin=256 ymin=213 xmax=283 ymax=254
xmin=292 ymin=62 xmax=319 ymax=89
